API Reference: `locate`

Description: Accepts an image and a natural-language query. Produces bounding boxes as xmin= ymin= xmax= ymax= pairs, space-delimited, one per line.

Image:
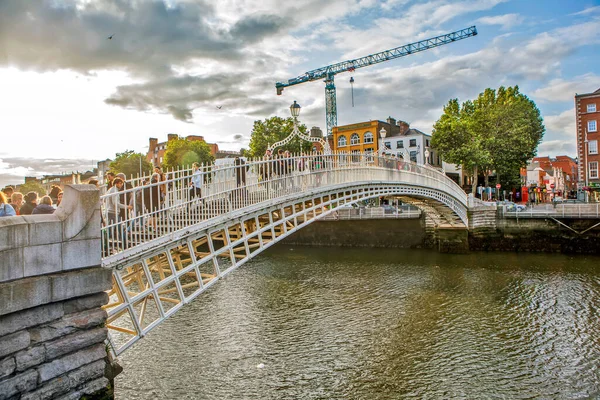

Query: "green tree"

xmin=247 ymin=116 xmax=313 ymax=158
xmin=432 ymin=86 xmax=544 ymax=194
xmin=109 ymin=150 xmax=154 ymax=179
xmin=162 ymin=136 xmax=215 ymax=170
xmin=18 ymin=180 xmax=48 ymax=197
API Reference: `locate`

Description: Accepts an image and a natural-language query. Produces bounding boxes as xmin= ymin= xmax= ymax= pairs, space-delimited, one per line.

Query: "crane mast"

xmin=276 ymin=26 xmax=477 ymax=138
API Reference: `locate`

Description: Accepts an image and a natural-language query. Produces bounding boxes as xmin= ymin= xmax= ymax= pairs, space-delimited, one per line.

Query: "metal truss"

xmin=104 ymin=182 xmax=466 ymax=356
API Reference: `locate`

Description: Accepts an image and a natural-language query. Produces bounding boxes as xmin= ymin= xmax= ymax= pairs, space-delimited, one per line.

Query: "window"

xmin=409 ymin=151 xmax=418 ymax=162
xmin=589 ymin=140 xmax=598 ymax=155
xmin=409 ymin=139 xmax=417 ymax=147
xmin=426 ymin=139 xmax=430 ymax=147
xmin=350 ymin=133 xmax=360 ymax=145
xmin=364 ymin=132 xmax=374 ymax=144
xmin=338 ymin=135 xmax=347 ymax=147
xmin=589 ymin=120 xmax=597 ymax=132
xmin=384 ymin=142 xmax=391 ymax=149
xmin=588 ymin=104 xmax=597 ymax=113
xmin=396 ymin=141 xmax=404 ymax=149
xmin=590 ymin=162 xmax=598 ymax=179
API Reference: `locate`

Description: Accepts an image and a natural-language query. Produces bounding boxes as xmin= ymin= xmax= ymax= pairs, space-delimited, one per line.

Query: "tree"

xmin=18 ymin=180 xmax=48 ymax=197
xmin=109 ymin=150 xmax=154 ymax=179
xmin=247 ymin=116 xmax=313 ymax=158
xmin=432 ymin=86 xmax=544 ymax=194
xmin=162 ymin=136 xmax=215 ymax=170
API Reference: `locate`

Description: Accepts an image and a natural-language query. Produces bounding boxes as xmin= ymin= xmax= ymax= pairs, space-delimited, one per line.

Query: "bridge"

xmin=99 ymin=153 xmax=468 ymax=355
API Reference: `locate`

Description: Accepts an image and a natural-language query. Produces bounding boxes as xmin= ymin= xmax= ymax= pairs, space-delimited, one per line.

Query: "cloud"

xmin=544 ymin=108 xmax=575 ymax=134
xmin=477 ymin=13 xmax=524 ymax=29
xmin=570 ymin=6 xmax=600 ymax=16
xmin=0 ymin=157 xmax=97 ymax=188
xmin=532 ymin=74 xmax=600 ymax=102
xmin=537 ymin=140 xmax=575 ymax=156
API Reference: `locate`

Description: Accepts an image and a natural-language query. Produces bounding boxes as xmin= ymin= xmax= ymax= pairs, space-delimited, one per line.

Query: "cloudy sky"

xmin=0 ymin=0 xmax=599 ymax=187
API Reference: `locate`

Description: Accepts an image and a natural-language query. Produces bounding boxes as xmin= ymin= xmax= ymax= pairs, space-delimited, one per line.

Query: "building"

xmin=532 ymin=155 xmax=578 ymax=193
xmin=576 ymin=88 xmax=600 ymax=188
xmin=332 ymin=117 xmax=441 ymax=168
xmin=147 ymin=134 xmax=220 ymax=166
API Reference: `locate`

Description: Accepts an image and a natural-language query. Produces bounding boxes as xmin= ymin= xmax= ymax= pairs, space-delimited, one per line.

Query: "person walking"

xmin=10 ymin=192 xmax=24 ymax=215
xmin=189 ymin=162 xmax=203 ymax=199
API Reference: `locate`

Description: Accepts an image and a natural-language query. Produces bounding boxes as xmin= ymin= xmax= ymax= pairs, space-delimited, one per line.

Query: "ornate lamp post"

xmin=378 ymin=127 xmax=387 ymax=156
xmin=268 ymin=101 xmax=331 ymax=154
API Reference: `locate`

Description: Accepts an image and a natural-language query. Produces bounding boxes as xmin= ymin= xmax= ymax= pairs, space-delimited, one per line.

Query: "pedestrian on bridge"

xmin=0 ymin=192 xmax=16 ymax=217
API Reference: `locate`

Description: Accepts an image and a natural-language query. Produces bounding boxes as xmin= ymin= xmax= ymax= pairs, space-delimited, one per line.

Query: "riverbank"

xmin=282 ymin=217 xmax=600 ymax=254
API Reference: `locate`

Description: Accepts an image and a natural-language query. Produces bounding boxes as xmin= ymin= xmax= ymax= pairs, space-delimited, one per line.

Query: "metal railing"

xmin=100 ymin=152 xmax=467 ymax=259
xmin=503 ymin=203 xmax=600 ymax=219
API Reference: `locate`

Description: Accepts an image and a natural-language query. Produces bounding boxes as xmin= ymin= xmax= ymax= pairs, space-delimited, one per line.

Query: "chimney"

xmin=310 ymin=126 xmax=323 ymax=138
xmin=397 ymin=120 xmax=410 ymax=135
xmin=386 ymin=116 xmax=396 ymax=127
xmin=167 ymin=133 xmax=178 ymax=141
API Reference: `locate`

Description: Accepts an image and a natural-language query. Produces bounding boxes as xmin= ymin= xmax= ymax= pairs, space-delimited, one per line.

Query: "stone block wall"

xmin=0 ymin=185 xmax=113 ymax=400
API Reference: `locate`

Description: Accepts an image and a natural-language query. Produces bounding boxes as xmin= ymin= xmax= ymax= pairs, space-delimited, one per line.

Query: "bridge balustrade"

xmin=100 ymin=153 xmax=466 ymax=261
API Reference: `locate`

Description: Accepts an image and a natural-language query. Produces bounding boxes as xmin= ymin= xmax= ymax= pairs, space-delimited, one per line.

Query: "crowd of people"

xmin=0 ymin=185 xmax=64 ymax=217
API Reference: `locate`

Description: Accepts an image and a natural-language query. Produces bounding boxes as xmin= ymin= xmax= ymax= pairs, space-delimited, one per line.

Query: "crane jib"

xmin=275 ymin=26 xmax=477 ymax=90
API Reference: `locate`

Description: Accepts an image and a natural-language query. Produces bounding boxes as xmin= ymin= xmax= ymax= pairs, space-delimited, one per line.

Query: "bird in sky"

xmin=107 ymin=34 xmax=114 ymax=40
xmin=216 ymin=106 xmax=222 ymax=109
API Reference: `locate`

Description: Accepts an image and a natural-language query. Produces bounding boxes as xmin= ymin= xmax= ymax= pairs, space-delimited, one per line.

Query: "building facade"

xmin=331 ymin=117 xmax=441 ymax=168
xmin=576 ymin=88 xmax=600 ymax=188
xmin=147 ymin=134 xmax=220 ymax=167
xmin=532 ymin=155 xmax=578 ymax=193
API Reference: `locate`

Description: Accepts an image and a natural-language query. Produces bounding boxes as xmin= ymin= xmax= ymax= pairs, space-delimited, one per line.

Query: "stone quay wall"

xmin=0 ymin=185 xmax=113 ymax=400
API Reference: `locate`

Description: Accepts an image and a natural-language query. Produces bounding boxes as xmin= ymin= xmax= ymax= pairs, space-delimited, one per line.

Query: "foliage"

xmin=18 ymin=180 xmax=48 ymax=196
xmin=109 ymin=150 xmax=154 ymax=179
xmin=432 ymin=86 xmax=544 ymax=193
xmin=162 ymin=136 xmax=215 ymax=169
xmin=247 ymin=116 xmax=313 ymax=157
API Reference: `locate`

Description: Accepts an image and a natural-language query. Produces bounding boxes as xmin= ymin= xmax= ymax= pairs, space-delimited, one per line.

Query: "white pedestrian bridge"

xmin=100 ymin=153 xmax=468 ymax=354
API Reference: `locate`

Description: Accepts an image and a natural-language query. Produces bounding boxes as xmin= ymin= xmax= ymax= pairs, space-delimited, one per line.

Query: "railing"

xmin=320 ymin=207 xmax=422 ymax=220
xmin=502 ymin=203 xmax=600 ymax=219
xmin=100 ymin=153 xmax=467 ymax=259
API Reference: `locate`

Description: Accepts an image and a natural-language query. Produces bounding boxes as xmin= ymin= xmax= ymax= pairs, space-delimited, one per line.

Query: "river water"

xmin=115 ymin=247 xmax=600 ymax=399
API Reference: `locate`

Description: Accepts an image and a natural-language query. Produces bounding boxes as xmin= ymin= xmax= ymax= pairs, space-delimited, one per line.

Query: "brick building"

xmin=147 ymin=134 xmax=219 ymax=166
xmin=532 ymin=155 xmax=578 ymax=194
xmin=576 ymin=88 xmax=600 ymax=187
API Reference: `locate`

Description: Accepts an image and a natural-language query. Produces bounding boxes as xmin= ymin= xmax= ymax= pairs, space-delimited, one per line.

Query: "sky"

xmin=0 ymin=0 xmax=599 ymax=187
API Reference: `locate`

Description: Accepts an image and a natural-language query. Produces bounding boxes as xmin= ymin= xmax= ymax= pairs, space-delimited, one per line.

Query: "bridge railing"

xmin=100 ymin=152 xmax=466 ymax=260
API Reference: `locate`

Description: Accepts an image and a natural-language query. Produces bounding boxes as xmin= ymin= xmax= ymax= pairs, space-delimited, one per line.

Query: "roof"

xmin=388 ymin=128 xmax=431 ymax=138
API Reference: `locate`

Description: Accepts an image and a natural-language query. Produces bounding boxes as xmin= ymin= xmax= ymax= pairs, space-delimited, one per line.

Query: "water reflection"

xmin=116 ymin=247 xmax=600 ymax=399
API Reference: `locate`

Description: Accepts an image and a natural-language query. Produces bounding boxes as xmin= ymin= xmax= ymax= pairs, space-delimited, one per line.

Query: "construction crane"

xmin=276 ymin=26 xmax=477 ymax=138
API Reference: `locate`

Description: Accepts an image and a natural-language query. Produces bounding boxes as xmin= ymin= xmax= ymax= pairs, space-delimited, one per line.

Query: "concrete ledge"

xmin=0 ymin=268 xmax=111 ymax=317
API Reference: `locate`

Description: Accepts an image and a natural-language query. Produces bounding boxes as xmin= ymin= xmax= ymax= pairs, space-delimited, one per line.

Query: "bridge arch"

xmin=103 ymin=171 xmax=466 ymax=353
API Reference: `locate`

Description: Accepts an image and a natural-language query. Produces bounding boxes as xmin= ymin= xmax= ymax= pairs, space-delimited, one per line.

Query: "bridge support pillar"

xmin=432 ymin=227 xmax=470 ymax=253
xmin=0 ymin=185 xmax=115 ymax=400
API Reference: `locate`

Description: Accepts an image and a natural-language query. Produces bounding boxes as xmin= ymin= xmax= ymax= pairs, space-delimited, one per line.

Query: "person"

xmin=233 ymin=157 xmax=249 ymax=207
xmin=105 ymin=172 xmax=116 ymax=190
xmin=189 ymin=162 xmax=203 ymax=199
xmin=106 ymin=178 xmax=129 ymax=247
xmin=49 ymin=185 xmax=61 ymax=205
xmin=20 ymin=192 xmax=39 ymax=215
xmin=116 ymin=173 xmax=132 ymax=222
xmin=56 ymin=191 xmax=63 ymax=207
xmin=88 ymin=179 xmax=99 ymax=187
xmin=10 ymin=192 xmax=24 ymax=215
xmin=32 ymin=196 xmax=55 ymax=214
xmin=2 ymin=186 xmax=14 ymax=204
xmin=0 ymin=192 xmax=16 ymax=217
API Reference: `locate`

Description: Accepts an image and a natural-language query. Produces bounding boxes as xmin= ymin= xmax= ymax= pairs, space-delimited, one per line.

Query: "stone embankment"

xmin=0 ymin=185 xmax=114 ymax=400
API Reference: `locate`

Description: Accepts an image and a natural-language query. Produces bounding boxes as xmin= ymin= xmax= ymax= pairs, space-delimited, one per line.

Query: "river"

xmin=115 ymin=246 xmax=600 ymax=399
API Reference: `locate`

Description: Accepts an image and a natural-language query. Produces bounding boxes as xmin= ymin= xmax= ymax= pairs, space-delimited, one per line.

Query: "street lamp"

xmin=290 ymin=100 xmax=301 ymax=118
xmin=378 ymin=127 xmax=387 ymax=156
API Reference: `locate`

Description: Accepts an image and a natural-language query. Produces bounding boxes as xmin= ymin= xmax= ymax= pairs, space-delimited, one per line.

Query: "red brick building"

xmin=576 ymin=88 xmax=600 ymax=187
xmin=532 ymin=155 xmax=578 ymax=192
xmin=147 ymin=134 xmax=219 ymax=167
